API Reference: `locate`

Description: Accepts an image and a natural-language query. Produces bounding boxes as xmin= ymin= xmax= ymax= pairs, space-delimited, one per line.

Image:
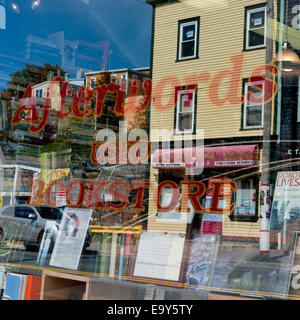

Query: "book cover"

xmin=122 ymin=233 xmax=132 ymax=277
xmin=109 ymin=233 xmax=118 ymax=278
xmin=24 ymin=275 xmax=42 ymax=300
xmin=118 ymin=233 xmax=125 ymax=279
xmin=3 ymin=273 xmax=27 ymax=300
xmin=184 ymin=234 xmax=218 ymax=290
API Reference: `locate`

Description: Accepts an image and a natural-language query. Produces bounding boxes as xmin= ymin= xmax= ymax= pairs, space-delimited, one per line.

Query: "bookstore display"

xmin=0 ymin=177 xmax=298 ymax=300
xmin=1 ymin=0 xmax=300 ymax=301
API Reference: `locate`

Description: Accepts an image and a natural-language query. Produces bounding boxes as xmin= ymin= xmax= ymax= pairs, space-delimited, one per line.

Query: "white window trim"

xmin=175 ymin=88 xmax=195 ymax=134
xmin=243 ymin=81 xmax=265 ymax=130
xmin=245 ymin=6 xmax=267 ymax=50
xmin=178 ymin=20 xmax=198 ymax=61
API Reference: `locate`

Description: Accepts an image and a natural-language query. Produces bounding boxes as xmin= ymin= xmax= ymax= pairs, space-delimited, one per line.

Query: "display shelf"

xmin=208 ymin=293 xmax=258 ymax=300
xmin=39 ymin=268 xmax=209 ymax=300
xmin=90 ymin=225 xmax=143 ymax=235
xmin=41 ymin=269 xmax=90 ymax=300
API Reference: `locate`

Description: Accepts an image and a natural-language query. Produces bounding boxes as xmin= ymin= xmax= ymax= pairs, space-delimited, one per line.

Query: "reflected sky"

xmin=0 ymin=0 xmax=152 ymax=88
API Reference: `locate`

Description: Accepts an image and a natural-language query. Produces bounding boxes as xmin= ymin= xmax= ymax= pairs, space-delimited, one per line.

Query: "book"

xmin=133 ymin=231 xmax=186 ymax=283
xmin=184 ymin=234 xmax=218 ymax=290
xmin=105 ymin=233 xmax=112 ymax=275
xmin=109 ymin=233 xmax=118 ymax=278
xmin=94 ymin=233 xmax=103 ymax=274
xmin=3 ymin=273 xmax=27 ymax=300
xmin=0 ymin=271 xmax=6 ymax=299
xmin=99 ymin=233 xmax=108 ymax=275
xmin=128 ymin=234 xmax=139 ymax=277
xmin=122 ymin=233 xmax=132 ymax=277
xmin=0 ymin=271 xmax=6 ymax=290
xmin=115 ymin=234 xmax=122 ymax=276
xmin=24 ymin=275 xmax=42 ymax=300
xmin=118 ymin=234 xmax=126 ymax=279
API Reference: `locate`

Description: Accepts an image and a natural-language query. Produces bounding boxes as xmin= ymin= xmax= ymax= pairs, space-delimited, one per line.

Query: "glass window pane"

xmin=181 ymin=41 xmax=195 ymax=58
xmin=178 ymin=113 xmax=193 ymax=131
xmin=249 ymin=10 xmax=265 ymax=29
xmin=182 ymin=24 xmax=196 ymax=41
xmin=38 ymin=207 xmax=62 ymax=220
xmin=15 ymin=207 xmax=34 ymax=218
xmin=248 ymin=30 xmax=265 ymax=47
xmin=247 ymin=83 xmax=264 ymax=105
xmin=1 ymin=207 xmax=14 ymax=216
xmin=246 ymin=105 xmax=262 ymax=127
xmin=179 ymin=91 xmax=194 ymax=111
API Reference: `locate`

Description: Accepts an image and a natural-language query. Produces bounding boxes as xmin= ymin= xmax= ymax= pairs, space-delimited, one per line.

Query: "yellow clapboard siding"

xmin=150 ymin=0 xmax=277 ymax=140
xmin=223 ymin=216 xmax=260 ymax=238
xmin=148 ymin=0 xmax=276 ymax=233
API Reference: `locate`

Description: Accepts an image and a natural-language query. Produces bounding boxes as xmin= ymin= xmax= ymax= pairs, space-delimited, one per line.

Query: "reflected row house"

xmin=146 ymin=0 xmax=299 ymax=241
xmin=0 ymin=66 xmax=151 ymax=225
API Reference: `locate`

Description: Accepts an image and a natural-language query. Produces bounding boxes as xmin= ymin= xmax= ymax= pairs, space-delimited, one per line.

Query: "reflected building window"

xmin=0 ymin=3 xmax=5 ymax=30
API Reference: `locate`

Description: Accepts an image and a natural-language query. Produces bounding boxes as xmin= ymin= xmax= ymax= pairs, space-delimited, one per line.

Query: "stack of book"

xmin=1 ymin=273 xmax=42 ymax=300
xmin=91 ymin=226 xmax=142 ymax=279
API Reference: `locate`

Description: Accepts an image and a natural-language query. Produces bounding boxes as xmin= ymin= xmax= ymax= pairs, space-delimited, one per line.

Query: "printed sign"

xmin=56 ymin=187 xmax=66 ymax=207
xmin=200 ymin=213 xmax=223 ymax=235
xmin=134 ymin=231 xmax=185 ymax=281
xmin=50 ymin=207 xmax=92 ymax=270
xmin=200 ymin=178 xmax=232 ymax=235
xmin=234 ymin=189 xmax=256 ymax=216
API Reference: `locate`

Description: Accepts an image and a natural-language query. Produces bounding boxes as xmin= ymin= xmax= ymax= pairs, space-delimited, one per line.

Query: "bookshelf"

xmin=90 ymin=225 xmax=143 ymax=280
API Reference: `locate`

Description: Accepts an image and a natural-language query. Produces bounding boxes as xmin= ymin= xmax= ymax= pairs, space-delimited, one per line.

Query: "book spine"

xmin=128 ymin=234 xmax=138 ymax=277
xmin=20 ymin=275 xmax=28 ymax=300
xmin=109 ymin=233 xmax=118 ymax=278
xmin=115 ymin=234 xmax=121 ymax=276
xmin=95 ymin=233 xmax=103 ymax=274
xmin=118 ymin=234 xmax=125 ymax=279
xmin=105 ymin=233 xmax=112 ymax=275
xmin=24 ymin=275 xmax=33 ymax=300
xmin=123 ymin=233 xmax=132 ymax=277
xmin=99 ymin=233 xmax=107 ymax=275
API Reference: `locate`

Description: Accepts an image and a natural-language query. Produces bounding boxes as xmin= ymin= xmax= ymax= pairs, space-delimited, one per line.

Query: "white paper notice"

xmin=50 ymin=207 xmax=92 ymax=270
xmin=134 ymin=231 xmax=185 ymax=281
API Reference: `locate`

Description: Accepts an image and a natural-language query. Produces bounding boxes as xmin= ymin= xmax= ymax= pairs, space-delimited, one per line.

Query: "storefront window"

xmin=0 ymin=0 xmax=300 ymax=304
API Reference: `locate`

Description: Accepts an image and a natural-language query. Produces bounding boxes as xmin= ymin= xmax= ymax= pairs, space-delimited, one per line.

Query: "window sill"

xmin=242 ymin=46 xmax=266 ymax=52
xmin=175 ymin=56 xmax=199 ymax=63
xmin=240 ymin=127 xmax=263 ymax=131
xmin=173 ymin=131 xmax=194 ymax=135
